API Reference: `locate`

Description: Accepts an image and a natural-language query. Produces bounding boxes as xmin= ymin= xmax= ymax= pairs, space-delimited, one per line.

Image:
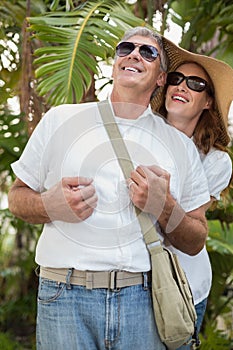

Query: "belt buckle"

xmin=109 ymin=270 xmax=121 ymax=292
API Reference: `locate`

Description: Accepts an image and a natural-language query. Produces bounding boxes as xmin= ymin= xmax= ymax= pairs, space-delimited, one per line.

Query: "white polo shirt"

xmin=11 ymin=101 xmax=210 ymax=272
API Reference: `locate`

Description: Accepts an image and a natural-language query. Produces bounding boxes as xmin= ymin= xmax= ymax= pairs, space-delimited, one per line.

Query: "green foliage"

xmin=201 ymin=221 xmax=233 ymax=347
xmin=0 ymin=1 xmax=233 ymax=348
xmin=170 ymin=0 xmax=233 ymax=66
xmin=199 ymin=323 xmax=232 ymax=349
xmin=0 ymin=210 xmax=41 ymax=348
xmin=207 ymin=222 xmax=233 ymax=315
xmin=0 ymin=106 xmax=41 ymax=348
xmin=0 ymin=332 xmax=23 ymax=350
xmin=28 ymin=0 xmax=145 ymax=105
xmin=0 ymin=108 xmax=28 ymax=175
xmin=208 ymin=230 xmax=233 ymax=254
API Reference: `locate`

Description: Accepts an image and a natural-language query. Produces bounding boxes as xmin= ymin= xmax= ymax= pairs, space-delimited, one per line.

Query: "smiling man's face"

xmin=112 ymin=35 xmax=165 ymax=99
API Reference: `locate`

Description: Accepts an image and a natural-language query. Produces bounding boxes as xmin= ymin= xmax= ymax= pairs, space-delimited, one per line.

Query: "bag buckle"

xmin=191 ymin=327 xmax=201 ymax=349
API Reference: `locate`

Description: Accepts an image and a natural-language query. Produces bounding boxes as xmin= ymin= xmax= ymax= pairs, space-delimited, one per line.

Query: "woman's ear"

xmin=204 ymin=96 xmax=213 ymax=110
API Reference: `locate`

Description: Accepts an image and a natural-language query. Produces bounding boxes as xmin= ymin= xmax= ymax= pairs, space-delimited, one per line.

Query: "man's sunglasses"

xmin=167 ymin=71 xmax=213 ymax=94
xmin=116 ymin=42 xmax=160 ymax=62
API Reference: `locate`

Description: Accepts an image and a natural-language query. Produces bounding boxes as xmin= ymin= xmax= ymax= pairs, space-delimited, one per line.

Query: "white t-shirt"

xmin=169 ymin=147 xmax=232 ymax=305
xmin=11 ymin=102 xmax=210 ymax=272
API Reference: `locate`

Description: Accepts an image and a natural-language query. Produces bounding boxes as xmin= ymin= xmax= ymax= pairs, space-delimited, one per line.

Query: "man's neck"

xmin=110 ymin=90 xmax=150 ymax=119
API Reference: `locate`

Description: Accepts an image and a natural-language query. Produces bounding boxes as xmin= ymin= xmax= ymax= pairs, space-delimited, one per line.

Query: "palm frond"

xmin=28 ymin=0 xmax=145 ymax=105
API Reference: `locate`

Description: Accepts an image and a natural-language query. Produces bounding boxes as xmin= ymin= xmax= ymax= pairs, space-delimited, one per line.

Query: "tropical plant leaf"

xmin=28 ymin=0 xmax=145 ymax=105
xmin=199 ymin=323 xmax=231 ymax=349
xmin=170 ymin=0 xmax=233 ymax=63
xmin=207 ymin=233 xmax=233 ymax=255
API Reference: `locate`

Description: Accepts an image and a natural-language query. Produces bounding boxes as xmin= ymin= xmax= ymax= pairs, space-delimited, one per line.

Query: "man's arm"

xmin=128 ymin=165 xmax=209 ymax=256
xmin=8 ymin=177 xmax=98 ymax=224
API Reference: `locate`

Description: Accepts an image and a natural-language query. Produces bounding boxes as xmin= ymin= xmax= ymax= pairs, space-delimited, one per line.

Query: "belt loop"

xmin=143 ymin=272 xmax=148 ymax=290
xmin=110 ymin=270 xmax=120 ymax=292
xmin=66 ymin=268 xmax=73 ymax=289
xmin=86 ymin=272 xmax=93 ymax=290
xmin=110 ymin=270 xmax=116 ymax=291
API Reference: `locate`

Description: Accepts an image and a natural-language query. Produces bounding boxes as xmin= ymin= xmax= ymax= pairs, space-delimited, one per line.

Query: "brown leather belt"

xmin=39 ymin=267 xmax=151 ymax=290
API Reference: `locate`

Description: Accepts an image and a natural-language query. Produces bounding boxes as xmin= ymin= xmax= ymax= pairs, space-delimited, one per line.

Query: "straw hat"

xmin=151 ymin=36 xmax=233 ymax=146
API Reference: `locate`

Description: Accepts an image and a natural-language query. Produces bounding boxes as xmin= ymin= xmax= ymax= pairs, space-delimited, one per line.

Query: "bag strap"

xmin=97 ymin=100 xmax=162 ymax=248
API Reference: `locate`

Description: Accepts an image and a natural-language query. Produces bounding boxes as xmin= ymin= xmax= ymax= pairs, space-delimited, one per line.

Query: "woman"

xmin=151 ymin=39 xmax=233 ymax=349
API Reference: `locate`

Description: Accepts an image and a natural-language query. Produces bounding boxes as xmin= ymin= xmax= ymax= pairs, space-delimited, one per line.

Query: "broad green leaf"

xmin=27 ymin=0 xmax=145 ymax=105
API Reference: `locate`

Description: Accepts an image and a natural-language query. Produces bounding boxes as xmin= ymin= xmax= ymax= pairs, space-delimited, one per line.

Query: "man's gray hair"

xmin=120 ymin=26 xmax=168 ymax=72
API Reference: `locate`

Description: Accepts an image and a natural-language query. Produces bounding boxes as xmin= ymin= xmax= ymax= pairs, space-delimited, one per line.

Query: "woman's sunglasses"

xmin=167 ymin=71 xmax=213 ymax=95
xmin=116 ymin=42 xmax=160 ymax=62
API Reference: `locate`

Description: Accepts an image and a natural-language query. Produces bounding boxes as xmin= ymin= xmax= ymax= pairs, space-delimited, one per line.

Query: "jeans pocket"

xmin=38 ymin=277 xmax=66 ymax=303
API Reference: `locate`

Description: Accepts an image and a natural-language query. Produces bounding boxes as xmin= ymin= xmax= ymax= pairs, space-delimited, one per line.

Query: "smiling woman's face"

xmin=165 ymin=62 xmax=213 ymax=125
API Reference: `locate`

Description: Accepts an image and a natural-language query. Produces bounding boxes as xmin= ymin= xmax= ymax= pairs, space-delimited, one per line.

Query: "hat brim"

xmin=151 ymin=36 xmax=233 ymax=145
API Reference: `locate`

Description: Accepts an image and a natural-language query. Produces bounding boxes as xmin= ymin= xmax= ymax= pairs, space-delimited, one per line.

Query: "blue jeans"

xmin=36 ymin=277 xmax=166 ymax=350
xmin=176 ymin=298 xmax=208 ymax=350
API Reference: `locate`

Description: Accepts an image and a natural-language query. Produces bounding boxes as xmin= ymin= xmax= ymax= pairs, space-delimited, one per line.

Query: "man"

xmin=8 ymin=27 xmax=209 ymax=349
